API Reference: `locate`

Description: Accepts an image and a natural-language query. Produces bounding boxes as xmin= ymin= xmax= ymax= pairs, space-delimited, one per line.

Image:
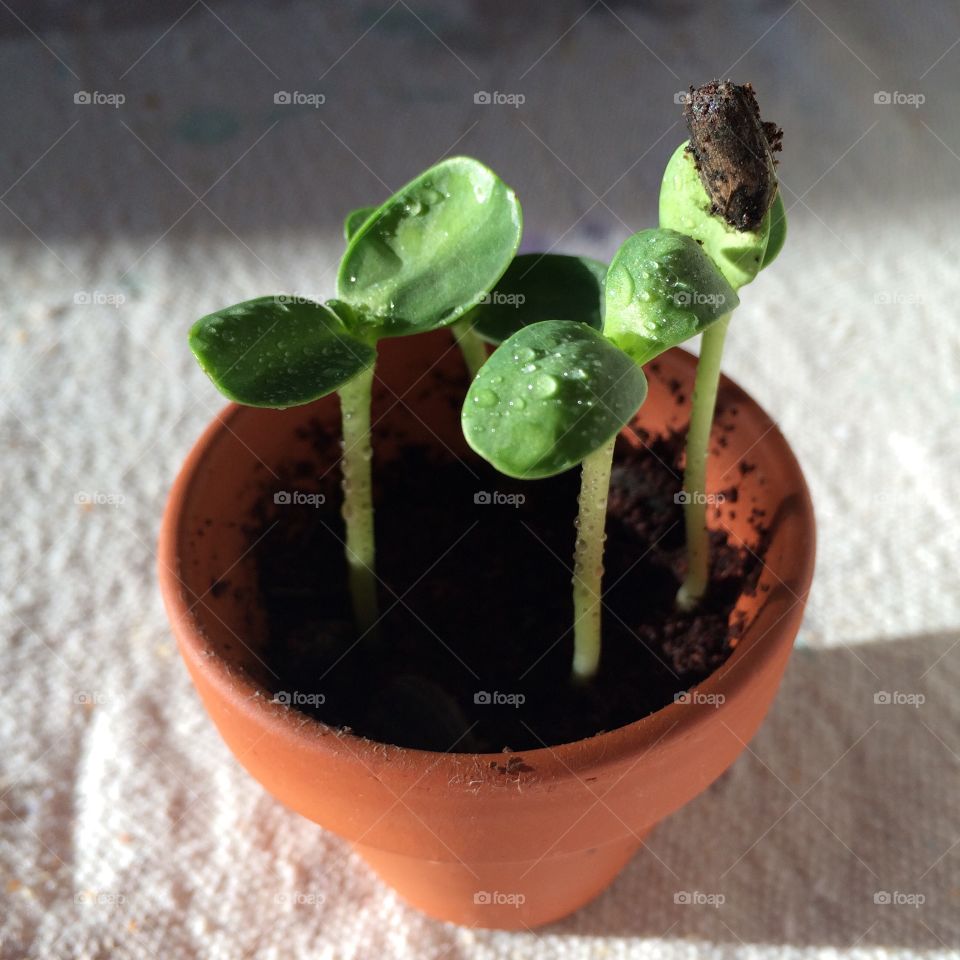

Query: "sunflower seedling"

xmin=189 ymin=157 xmax=521 ymax=634
xmin=462 ymin=229 xmax=737 ymax=679
xmin=660 ymin=80 xmax=785 ymax=611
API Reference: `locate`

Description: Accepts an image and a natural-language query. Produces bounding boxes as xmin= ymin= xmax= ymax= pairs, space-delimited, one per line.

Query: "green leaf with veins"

xmin=462 ymin=319 xmax=647 ymax=479
xmin=659 ymin=142 xmax=772 ymax=290
xmin=760 ymin=193 xmax=786 ymax=269
xmin=461 ymin=253 xmax=607 ymax=345
xmin=602 ymin=228 xmax=738 ymax=367
xmin=337 ymin=156 xmax=522 ymax=339
xmin=343 ymin=206 xmax=376 ymax=242
xmin=188 ymin=296 xmax=376 ymax=408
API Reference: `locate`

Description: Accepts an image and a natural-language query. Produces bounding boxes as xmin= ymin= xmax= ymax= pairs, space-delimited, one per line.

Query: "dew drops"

xmin=514 ymin=346 xmax=536 ymax=362
xmin=473 ymin=388 xmax=499 ymax=407
xmin=532 ymin=373 xmax=558 ymax=398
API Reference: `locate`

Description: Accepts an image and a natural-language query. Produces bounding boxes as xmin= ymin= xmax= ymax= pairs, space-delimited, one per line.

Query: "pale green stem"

xmin=676 ymin=313 xmax=731 ymax=612
xmin=450 ymin=318 xmax=487 ymax=379
xmin=338 ymin=366 xmax=379 ymax=635
xmin=572 ymin=434 xmax=617 ymax=680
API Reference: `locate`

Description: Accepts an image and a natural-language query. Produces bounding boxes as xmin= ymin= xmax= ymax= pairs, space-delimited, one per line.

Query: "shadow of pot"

xmin=158 ymin=329 xmax=815 ymax=929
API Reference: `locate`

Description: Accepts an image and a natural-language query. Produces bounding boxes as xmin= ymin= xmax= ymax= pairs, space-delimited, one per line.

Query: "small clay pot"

xmin=159 ymin=330 xmax=815 ymax=930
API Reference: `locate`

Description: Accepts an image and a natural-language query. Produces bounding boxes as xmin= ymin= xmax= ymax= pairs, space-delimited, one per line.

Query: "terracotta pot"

xmin=159 ymin=330 xmax=815 ymax=930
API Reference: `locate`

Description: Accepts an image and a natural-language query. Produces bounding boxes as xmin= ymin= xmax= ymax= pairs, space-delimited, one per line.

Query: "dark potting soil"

xmin=244 ymin=402 xmax=766 ymax=753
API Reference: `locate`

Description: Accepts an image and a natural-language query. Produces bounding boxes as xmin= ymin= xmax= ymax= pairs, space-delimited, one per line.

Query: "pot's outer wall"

xmin=160 ymin=331 xmax=815 ymax=928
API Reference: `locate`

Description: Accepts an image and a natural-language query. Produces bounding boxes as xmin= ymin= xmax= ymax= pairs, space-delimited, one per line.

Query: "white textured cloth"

xmin=1 ymin=2 xmax=958 ymax=957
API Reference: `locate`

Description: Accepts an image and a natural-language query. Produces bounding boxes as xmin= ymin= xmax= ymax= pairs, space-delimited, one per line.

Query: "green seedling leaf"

xmin=462 ymin=319 xmax=647 ymax=479
xmin=760 ymin=193 xmax=786 ymax=269
xmin=603 ymin=227 xmax=738 ymax=367
xmin=189 ymin=296 xmax=376 ymax=408
xmin=337 ymin=156 xmax=522 ymax=339
xmin=659 ymin=142 xmax=771 ymax=290
xmin=343 ymin=206 xmax=376 ymax=241
xmin=461 ymin=253 xmax=607 ymax=345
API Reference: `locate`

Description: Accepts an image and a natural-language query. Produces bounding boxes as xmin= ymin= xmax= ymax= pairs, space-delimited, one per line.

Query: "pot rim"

xmin=159 ymin=348 xmax=815 ymax=782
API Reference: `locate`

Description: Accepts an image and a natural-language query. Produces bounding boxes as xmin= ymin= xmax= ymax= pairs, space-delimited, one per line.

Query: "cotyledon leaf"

xmin=343 ymin=206 xmax=376 ymax=242
xmin=189 ymin=296 xmax=376 ymax=408
xmin=461 ymin=253 xmax=607 ymax=345
xmin=602 ymin=228 xmax=738 ymax=367
xmin=659 ymin=141 xmax=772 ymax=290
xmin=760 ymin=193 xmax=786 ymax=270
xmin=337 ymin=156 xmax=522 ymax=339
xmin=462 ymin=319 xmax=647 ymax=479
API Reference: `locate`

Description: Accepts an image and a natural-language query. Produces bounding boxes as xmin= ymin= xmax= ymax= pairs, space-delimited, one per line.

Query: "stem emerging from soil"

xmin=450 ymin=318 xmax=487 ymax=379
xmin=572 ymin=434 xmax=616 ymax=680
xmin=338 ymin=365 xmax=379 ymax=635
xmin=676 ymin=314 xmax=731 ymax=611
